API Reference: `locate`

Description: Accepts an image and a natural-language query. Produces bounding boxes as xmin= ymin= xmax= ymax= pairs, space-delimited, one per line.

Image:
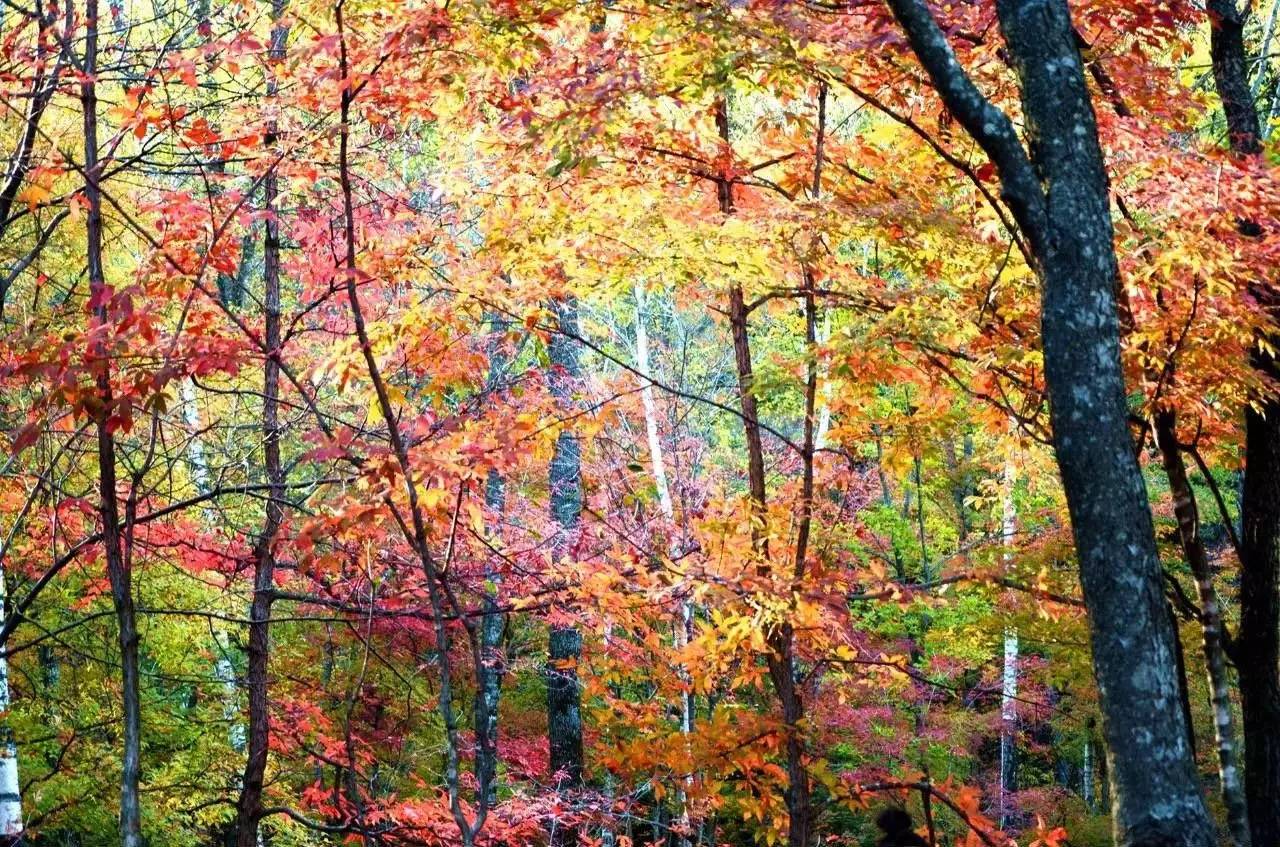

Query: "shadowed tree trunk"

xmin=547 ymin=297 xmax=584 ymax=847
xmin=233 ymin=6 xmax=289 ymax=845
xmin=1203 ymin=3 xmax=1280 ymax=844
xmin=883 ymin=1 xmax=1216 ymax=844
xmin=1154 ymin=409 xmax=1250 ymax=846
xmin=83 ymin=1 xmax=143 ymax=843
xmin=717 ymin=95 xmax=812 ymax=847
xmin=475 ymin=313 xmax=510 ymax=813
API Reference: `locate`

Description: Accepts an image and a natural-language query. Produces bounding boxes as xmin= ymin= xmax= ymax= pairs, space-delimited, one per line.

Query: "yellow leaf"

xmin=16 ymin=184 xmax=50 ymax=211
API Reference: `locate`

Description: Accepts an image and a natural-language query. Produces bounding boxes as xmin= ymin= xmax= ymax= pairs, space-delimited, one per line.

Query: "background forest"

xmin=0 ymin=1 xmax=1276 ymax=846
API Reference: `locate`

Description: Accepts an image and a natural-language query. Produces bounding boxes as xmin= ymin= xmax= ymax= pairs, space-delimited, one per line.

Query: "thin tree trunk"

xmin=633 ymin=282 xmax=693 ymax=847
xmin=1082 ymin=731 xmax=1094 ymax=812
xmin=1203 ymin=5 xmax=1280 ymax=842
xmin=476 ymin=466 xmax=504 ymax=809
xmin=1167 ymin=601 xmax=1198 ymax=761
xmin=333 ymin=9 xmax=483 ymax=841
xmin=1251 ymin=0 xmax=1280 ymax=103
xmin=82 ymin=2 xmax=142 ymax=842
xmin=943 ymin=440 xmax=970 ymax=545
xmin=233 ymin=6 xmax=289 ymax=844
xmin=717 ymin=96 xmax=811 ymax=847
xmin=814 ymin=313 xmax=833 ymax=452
xmin=547 ymin=297 xmax=584 ymax=847
xmin=476 ymin=313 xmax=509 ymax=812
xmin=998 ymin=456 xmax=1017 ymax=831
xmin=885 ymin=2 xmax=1217 ymax=843
xmin=913 ymin=454 xmax=928 ymax=580
xmin=0 ymin=2 xmax=61 ymax=320
xmin=1155 ymin=410 xmax=1250 ymax=845
xmin=0 ymin=565 xmax=21 ymax=841
xmin=180 ymin=379 xmax=211 ymax=496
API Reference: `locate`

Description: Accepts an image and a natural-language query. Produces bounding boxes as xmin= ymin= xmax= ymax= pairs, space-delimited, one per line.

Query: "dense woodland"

xmin=0 ymin=1 xmax=1279 ymax=846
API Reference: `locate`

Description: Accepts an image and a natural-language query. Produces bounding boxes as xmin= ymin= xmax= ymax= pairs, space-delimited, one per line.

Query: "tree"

xmin=1203 ymin=3 xmax=1280 ymax=843
xmin=547 ymin=296 xmax=585 ymax=847
xmin=883 ymin=0 xmax=1216 ymax=844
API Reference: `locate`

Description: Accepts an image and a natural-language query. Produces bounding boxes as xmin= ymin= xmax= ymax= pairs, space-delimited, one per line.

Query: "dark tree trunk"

xmin=1156 ymin=410 xmax=1251 ymax=844
xmin=716 ymin=93 xmax=812 ymax=847
xmin=1204 ymin=3 xmax=1280 ymax=843
xmin=475 ymin=314 xmax=510 ymax=813
xmin=1239 ymin=380 xmax=1280 ymax=847
xmin=884 ymin=1 xmax=1216 ymax=844
xmin=547 ymin=298 xmax=584 ymax=847
xmin=476 ymin=473 xmax=505 ymax=808
xmin=0 ymin=2 xmax=59 ymax=321
xmin=82 ymin=4 xmax=143 ymax=845
xmin=233 ymin=9 xmax=289 ymax=845
xmin=1166 ymin=600 xmax=1197 ymax=760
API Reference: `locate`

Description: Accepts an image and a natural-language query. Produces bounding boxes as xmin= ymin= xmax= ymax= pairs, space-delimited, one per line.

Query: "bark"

xmin=0 ymin=566 xmax=21 ymax=839
xmin=82 ymin=2 xmax=142 ymax=842
xmin=633 ymin=282 xmax=693 ymax=847
xmin=1204 ymin=4 xmax=1280 ymax=842
xmin=998 ymin=457 xmax=1017 ymax=830
xmin=233 ymin=8 xmax=289 ymax=844
xmin=1238 ymin=372 xmax=1280 ymax=847
xmin=718 ymin=97 xmax=811 ymax=847
xmin=998 ymin=629 xmax=1018 ymax=828
xmin=1155 ymin=410 xmax=1251 ymax=846
xmin=476 ymin=468 xmax=504 ymax=811
xmin=1208 ymin=0 xmax=1262 ymax=157
xmin=547 ymin=298 xmax=583 ymax=847
xmin=884 ymin=2 xmax=1216 ymax=844
xmin=1082 ymin=732 xmax=1094 ymax=812
xmin=334 ymin=8 xmax=482 ymax=841
xmin=0 ymin=3 xmax=61 ymax=318
xmin=1251 ymin=0 xmax=1280 ymax=103
xmin=476 ymin=314 xmax=509 ymax=812
xmin=1167 ymin=601 xmax=1198 ymax=761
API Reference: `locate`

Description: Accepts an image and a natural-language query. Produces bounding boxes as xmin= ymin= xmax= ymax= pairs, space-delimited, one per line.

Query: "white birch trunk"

xmin=180 ymin=378 xmax=210 ymax=496
xmin=998 ymin=454 xmax=1018 ymax=830
xmin=1254 ymin=0 xmax=1280 ymax=107
xmin=216 ymin=629 xmax=246 ymax=753
xmin=814 ymin=312 xmax=832 ymax=451
xmin=184 ymin=381 xmax=248 ymax=759
xmin=634 ymin=282 xmax=693 ymax=847
xmin=0 ymin=566 xmax=22 ymax=838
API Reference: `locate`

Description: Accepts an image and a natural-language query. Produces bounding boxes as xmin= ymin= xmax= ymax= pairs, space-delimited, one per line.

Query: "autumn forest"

xmin=0 ymin=0 xmax=1278 ymax=846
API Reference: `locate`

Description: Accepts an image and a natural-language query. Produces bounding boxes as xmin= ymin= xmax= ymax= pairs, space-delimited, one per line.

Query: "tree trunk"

xmin=1082 ymin=731 xmax=1094 ymax=812
xmin=884 ymin=2 xmax=1217 ymax=844
xmin=547 ymin=297 xmax=584 ymax=847
xmin=0 ymin=0 xmax=60 ymax=320
xmin=234 ymin=8 xmax=289 ymax=843
xmin=633 ymin=282 xmax=693 ymax=847
xmin=1011 ymin=15 xmax=1212 ymax=840
xmin=476 ymin=314 xmax=509 ymax=813
xmin=998 ymin=455 xmax=1017 ymax=830
xmin=1155 ymin=410 xmax=1250 ymax=845
xmin=1203 ymin=4 xmax=1280 ymax=842
xmin=715 ymin=93 xmax=811 ymax=847
xmin=0 ymin=565 xmax=22 ymax=841
xmin=1238 ymin=382 xmax=1280 ymax=847
xmin=476 ymin=469 xmax=505 ymax=809
xmin=82 ymin=3 xmax=143 ymax=843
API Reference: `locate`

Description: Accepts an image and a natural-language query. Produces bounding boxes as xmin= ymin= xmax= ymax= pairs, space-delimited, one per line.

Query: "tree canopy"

xmin=0 ymin=1 xmax=1276 ymax=847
